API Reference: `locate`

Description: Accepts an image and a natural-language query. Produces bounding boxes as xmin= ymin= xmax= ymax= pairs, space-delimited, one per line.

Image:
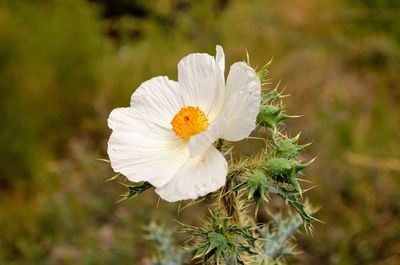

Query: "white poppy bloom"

xmin=107 ymin=45 xmax=261 ymax=202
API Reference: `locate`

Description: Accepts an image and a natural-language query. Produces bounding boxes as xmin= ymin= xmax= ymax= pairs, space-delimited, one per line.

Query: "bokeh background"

xmin=1 ymin=0 xmax=399 ymax=264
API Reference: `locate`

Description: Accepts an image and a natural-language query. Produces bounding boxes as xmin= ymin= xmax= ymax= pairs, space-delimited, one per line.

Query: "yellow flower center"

xmin=171 ymin=106 xmax=208 ymax=141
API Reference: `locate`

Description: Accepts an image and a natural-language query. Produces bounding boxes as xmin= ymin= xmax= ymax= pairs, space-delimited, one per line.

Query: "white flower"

xmin=107 ymin=45 xmax=261 ymax=202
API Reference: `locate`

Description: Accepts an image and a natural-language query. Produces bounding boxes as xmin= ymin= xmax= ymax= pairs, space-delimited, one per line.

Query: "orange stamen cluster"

xmin=171 ymin=106 xmax=208 ymax=141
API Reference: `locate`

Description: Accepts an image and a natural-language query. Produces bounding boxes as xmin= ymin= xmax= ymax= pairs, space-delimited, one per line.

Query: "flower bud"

xmin=264 ymin=157 xmax=315 ymax=195
xmin=257 ymin=104 xmax=289 ymax=130
xmin=275 ymin=136 xmax=311 ymax=159
xmin=248 ymin=170 xmax=269 ymax=214
xmin=265 ymin=158 xmax=293 ymax=181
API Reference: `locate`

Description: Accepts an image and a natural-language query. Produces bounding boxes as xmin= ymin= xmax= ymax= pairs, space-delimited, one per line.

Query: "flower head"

xmin=107 ymin=45 xmax=261 ymax=202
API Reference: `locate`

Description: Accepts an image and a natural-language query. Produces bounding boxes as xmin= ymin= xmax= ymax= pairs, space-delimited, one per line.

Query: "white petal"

xmin=215 ymin=45 xmax=225 ymax=83
xmin=107 ymin=107 xmax=189 ymax=187
xmin=188 ymin=117 xmax=225 ymax=157
xmin=155 ymin=147 xmax=227 ymax=202
xmin=221 ymin=62 xmax=261 ymax=141
xmin=130 ymin=76 xmax=184 ymax=129
xmin=178 ymin=46 xmax=225 ymax=122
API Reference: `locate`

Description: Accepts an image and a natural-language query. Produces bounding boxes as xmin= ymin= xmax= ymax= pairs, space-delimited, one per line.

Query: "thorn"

xmin=259 ymin=61 xmax=270 ymax=71
xmin=222 ymin=145 xmax=235 ymax=156
xmin=246 ymin=49 xmax=250 ymax=65
xmin=296 ymin=178 xmax=313 ymax=183
xmin=287 ymin=114 xmax=304 ymax=119
xmin=96 ymin=158 xmax=110 ymax=163
xmin=304 ymin=224 xmax=314 ymax=236
xmin=156 ymin=197 xmax=161 ymax=209
xmin=296 ymin=156 xmax=318 ymax=171
xmin=293 ymin=132 xmax=301 ymax=142
xmin=254 ymin=204 xmax=260 ymax=218
xmin=299 ymin=142 xmax=313 ymax=149
xmin=115 ymin=196 xmax=127 ymax=204
xmin=274 ymin=80 xmax=282 ymax=91
xmin=312 ymin=216 xmax=325 ymax=224
xmin=117 ymin=181 xmax=130 ymax=187
xmin=246 ymin=136 xmax=268 ymax=142
xmin=279 ymin=113 xmax=291 ymax=121
xmin=179 ymin=198 xmax=206 ymax=212
xmin=105 ymin=173 xmax=120 ymax=182
xmin=304 ymin=156 xmax=318 ymax=166
xmin=177 ymin=202 xmax=182 ymax=215
xmin=290 ymin=249 xmax=303 ymax=256
xmin=207 ymin=208 xmax=214 ymax=217
xmin=302 ymin=185 xmax=318 ymax=193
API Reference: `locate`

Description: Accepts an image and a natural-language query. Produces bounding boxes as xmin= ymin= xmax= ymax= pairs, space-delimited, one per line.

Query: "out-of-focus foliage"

xmin=0 ymin=0 xmax=109 ymax=186
xmin=145 ymin=222 xmax=188 ymax=265
xmin=258 ymin=213 xmax=303 ymax=262
xmin=0 ymin=0 xmax=399 ymax=264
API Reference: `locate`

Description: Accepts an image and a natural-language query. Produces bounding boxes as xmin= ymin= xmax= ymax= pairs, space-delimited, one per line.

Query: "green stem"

xmin=215 ymin=139 xmax=244 ymax=224
xmin=219 ymin=173 xmax=241 ymax=224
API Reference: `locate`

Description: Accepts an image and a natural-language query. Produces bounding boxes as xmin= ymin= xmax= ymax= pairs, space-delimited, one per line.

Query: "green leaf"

xmin=123 ymin=181 xmax=153 ymax=200
xmin=206 ymin=231 xmax=228 ymax=261
xmin=269 ymin=184 xmax=317 ymax=225
xmin=145 ymin=222 xmax=188 ymax=265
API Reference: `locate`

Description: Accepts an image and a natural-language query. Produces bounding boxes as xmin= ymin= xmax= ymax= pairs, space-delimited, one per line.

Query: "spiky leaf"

xmin=125 ymin=181 xmax=152 ymax=199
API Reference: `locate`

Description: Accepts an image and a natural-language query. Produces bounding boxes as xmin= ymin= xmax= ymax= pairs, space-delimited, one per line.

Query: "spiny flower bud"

xmin=265 ymin=158 xmax=315 ymax=179
xmin=185 ymin=212 xmax=255 ymax=264
xmin=264 ymin=157 xmax=315 ymax=195
xmin=247 ymin=170 xmax=269 ymax=215
xmin=257 ymin=104 xmax=290 ymax=130
xmin=275 ymin=134 xmax=311 ymax=159
xmin=265 ymin=158 xmax=292 ymax=180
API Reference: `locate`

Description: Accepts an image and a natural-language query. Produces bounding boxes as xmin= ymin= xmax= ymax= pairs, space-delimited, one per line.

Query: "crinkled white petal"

xmin=155 ymin=147 xmax=227 ymax=202
xmin=178 ymin=46 xmax=225 ymax=122
xmin=188 ymin=117 xmax=225 ymax=157
xmin=221 ymin=62 xmax=261 ymax=141
xmin=107 ymin=107 xmax=189 ymax=187
xmin=130 ymin=76 xmax=184 ymax=129
xmin=215 ymin=45 xmax=225 ymax=76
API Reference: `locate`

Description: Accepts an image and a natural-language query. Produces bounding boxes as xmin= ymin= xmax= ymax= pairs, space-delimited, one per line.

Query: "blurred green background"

xmin=0 ymin=0 xmax=399 ymax=264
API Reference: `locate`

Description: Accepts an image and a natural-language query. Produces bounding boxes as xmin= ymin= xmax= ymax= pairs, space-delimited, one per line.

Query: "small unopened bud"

xmin=257 ymin=105 xmax=290 ymax=130
xmin=248 ymin=170 xmax=269 ymax=215
xmin=264 ymin=157 xmax=315 ymax=195
xmin=275 ymin=136 xmax=311 ymax=159
xmin=265 ymin=158 xmax=292 ymax=181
